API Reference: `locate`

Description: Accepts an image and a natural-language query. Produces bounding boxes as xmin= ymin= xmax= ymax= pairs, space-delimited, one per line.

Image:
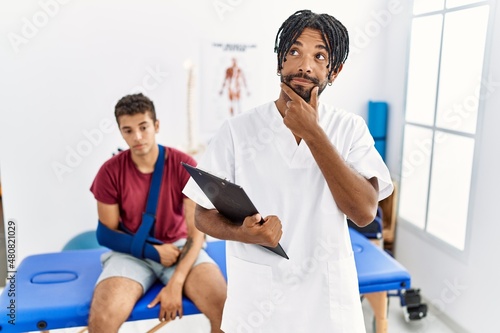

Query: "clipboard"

xmin=182 ymin=162 xmax=289 ymax=259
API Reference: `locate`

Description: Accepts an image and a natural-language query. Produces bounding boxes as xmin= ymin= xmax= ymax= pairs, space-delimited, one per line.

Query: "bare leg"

xmin=365 ymin=291 xmax=388 ymax=333
xmin=88 ymin=277 xmax=143 ymax=333
xmin=183 ymin=263 xmax=227 ymax=333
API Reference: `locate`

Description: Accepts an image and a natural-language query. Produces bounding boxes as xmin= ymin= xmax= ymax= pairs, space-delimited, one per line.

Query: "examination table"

xmin=0 ymin=229 xmax=410 ymax=333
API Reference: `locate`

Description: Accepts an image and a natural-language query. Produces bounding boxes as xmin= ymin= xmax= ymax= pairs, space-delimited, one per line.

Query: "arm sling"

xmin=96 ymin=144 xmax=165 ymax=263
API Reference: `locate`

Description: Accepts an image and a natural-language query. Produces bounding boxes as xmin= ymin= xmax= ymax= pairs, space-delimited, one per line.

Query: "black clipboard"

xmin=182 ymin=162 xmax=289 ymax=259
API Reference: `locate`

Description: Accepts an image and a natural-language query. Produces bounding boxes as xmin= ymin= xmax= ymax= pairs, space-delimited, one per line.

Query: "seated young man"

xmin=88 ymin=93 xmax=227 ymax=333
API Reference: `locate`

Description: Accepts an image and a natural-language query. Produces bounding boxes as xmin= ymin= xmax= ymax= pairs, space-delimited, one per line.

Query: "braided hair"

xmin=274 ymin=9 xmax=349 ymax=79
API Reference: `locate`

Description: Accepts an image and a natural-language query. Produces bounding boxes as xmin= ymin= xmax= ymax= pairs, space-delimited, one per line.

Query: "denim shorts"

xmin=96 ymin=238 xmax=215 ymax=293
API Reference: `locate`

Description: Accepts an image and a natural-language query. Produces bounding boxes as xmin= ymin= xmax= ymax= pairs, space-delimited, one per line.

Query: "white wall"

xmin=0 ymin=0 xmax=393 ymax=261
xmin=386 ymin=1 xmax=500 ymax=332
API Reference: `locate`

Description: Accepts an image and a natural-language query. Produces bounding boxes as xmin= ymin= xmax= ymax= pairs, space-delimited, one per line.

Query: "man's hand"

xmin=281 ymin=83 xmax=321 ymax=141
xmin=240 ymin=214 xmax=283 ymax=248
xmin=153 ymin=243 xmax=181 ymax=267
xmin=147 ymin=280 xmax=184 ymax=322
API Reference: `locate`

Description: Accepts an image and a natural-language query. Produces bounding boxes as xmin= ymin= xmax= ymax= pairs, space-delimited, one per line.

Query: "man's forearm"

xmin=305 ymin=129 xmax=379 ymax=226
xmin=96 ymin=221 xmax=162 ymax=262
xmin=195 ymin=205 xmax=246 ymax=242
xmin=169 ymin=234 xmax=204 ymax=284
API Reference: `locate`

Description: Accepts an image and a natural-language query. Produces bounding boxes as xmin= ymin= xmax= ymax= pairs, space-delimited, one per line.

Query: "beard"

xmin=281 ymin=73 xmax=328 ymax=102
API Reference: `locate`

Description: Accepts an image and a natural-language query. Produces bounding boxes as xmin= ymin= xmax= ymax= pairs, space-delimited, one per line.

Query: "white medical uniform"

xmin=183 ymin=101 xmax=393 ymax=333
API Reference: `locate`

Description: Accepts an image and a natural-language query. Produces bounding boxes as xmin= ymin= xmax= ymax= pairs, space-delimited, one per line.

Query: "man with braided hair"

xmin=184 ymin=9 xmax=393 ymax=332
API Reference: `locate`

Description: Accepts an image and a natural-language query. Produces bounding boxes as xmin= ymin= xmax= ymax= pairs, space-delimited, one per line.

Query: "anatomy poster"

xmin=198 ymin=42 xmax=260 ymax=143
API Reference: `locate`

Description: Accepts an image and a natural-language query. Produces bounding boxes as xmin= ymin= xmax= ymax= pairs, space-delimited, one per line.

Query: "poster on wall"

xmin=198 ymin=41 xmax=260 ymax=144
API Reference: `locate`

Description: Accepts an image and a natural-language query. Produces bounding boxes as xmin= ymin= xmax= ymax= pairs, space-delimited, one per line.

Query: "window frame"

xmin=397 ymin=0 xmax=495 ymax=261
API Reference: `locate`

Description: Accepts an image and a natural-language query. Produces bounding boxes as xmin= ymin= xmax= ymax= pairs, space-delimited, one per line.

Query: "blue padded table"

xmin=350 ymin=228 xmax=411 ymax=333
xmin=0 ymin=241 xmax=226 ymax=333
xmin=350 ymin=228 xmax=410 ymax=293
xmin=0 ymin=232 xmax=409 ymax=333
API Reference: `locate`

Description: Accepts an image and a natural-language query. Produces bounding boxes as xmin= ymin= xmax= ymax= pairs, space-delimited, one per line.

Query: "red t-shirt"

xmin=90 ymin=146 xmax=196 ymax=243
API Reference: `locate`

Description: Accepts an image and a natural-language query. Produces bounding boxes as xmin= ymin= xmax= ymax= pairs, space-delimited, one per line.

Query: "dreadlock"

xmin=274 ymin=9 xmax=349 ymax=79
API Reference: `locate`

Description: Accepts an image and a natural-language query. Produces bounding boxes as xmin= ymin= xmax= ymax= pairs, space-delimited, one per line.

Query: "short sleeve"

xmin=171 ymin=148 xmax=198 ymax=199
xmin=183 ymin=120 xmax=235 ymax=208
xmin=90 ymin=162 xmax=119 ymax=205
xmin=347 ymin=117 xmax=393 ymax=201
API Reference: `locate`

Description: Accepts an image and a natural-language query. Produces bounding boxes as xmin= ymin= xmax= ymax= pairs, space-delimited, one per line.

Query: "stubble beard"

xmin=281 ymin=73 xmax=328 ymax=102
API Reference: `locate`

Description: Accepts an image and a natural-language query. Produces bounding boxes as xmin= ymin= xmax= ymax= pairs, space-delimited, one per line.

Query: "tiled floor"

xmin=118 ymin=294 xmax=459 ymax=333
xmin=123 ymin=296 xmax=458 ymax=333
xmin=361 ymin=295 xmax=458 ymax=333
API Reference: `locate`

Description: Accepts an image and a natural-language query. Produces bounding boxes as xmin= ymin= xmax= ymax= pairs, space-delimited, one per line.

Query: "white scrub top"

xmin=183 ymin=101 xmax=393 ymax=333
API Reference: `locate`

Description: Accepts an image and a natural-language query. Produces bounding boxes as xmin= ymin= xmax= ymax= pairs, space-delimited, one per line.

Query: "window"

xmin=398 ymin=0 xmax=490 ymax=250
